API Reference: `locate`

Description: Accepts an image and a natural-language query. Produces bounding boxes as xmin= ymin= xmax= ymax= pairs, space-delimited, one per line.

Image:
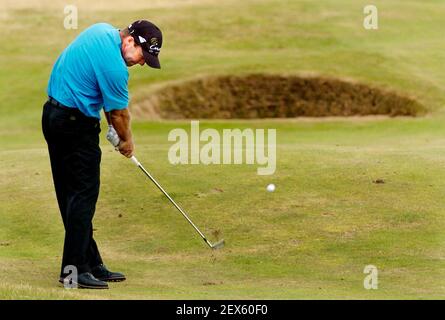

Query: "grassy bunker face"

xmin=133 ymin=74 xmax=425 ymax=119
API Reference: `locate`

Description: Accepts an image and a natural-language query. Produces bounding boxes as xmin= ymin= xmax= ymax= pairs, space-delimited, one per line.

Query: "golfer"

xmin=42 ymin=20 xmax=163 ymax=289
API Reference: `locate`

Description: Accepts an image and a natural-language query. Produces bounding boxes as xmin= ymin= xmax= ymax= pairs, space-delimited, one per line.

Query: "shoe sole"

xmin=77 ymin=282 xmax=109 ymax=289
xmin=59 ymin=280 xmax=109 ymax=289
xmin=98 ymin=277 xmax=126 ymax=282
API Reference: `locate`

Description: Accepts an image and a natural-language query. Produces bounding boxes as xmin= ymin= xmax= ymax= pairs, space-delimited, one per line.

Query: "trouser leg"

xmin=42 ymin=102 xmax=103 ymax=276
xmin=61 ymin=133 xmax=101 ymax=274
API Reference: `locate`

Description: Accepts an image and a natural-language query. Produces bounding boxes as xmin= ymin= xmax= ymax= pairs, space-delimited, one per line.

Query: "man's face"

xmin=121 ymin=36 xmax=145 ymax=67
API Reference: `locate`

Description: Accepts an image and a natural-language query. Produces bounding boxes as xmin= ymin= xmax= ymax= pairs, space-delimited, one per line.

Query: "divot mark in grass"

xmin=203 ymin=281 xmax=223 ymax=286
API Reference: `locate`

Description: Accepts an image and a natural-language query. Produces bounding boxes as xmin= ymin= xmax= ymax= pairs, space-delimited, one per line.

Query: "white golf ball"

xmin=266 ymin=184 xmax=276 ymax=192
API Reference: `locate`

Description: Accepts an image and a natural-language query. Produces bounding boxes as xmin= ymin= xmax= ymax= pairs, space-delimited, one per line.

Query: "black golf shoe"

xmin=91 ymin=264 xmax=126 ymax=282
xmin=59 ymin=272 xmax=109 ymax=289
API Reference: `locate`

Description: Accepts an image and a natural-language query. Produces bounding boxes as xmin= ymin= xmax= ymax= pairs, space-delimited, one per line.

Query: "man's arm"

xmin=105 ymin=109 xmax=134 ymax=158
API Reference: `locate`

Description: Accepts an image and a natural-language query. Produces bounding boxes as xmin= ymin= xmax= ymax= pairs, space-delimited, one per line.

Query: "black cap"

xmin=128 ymin=20 xmax=163 ymax=69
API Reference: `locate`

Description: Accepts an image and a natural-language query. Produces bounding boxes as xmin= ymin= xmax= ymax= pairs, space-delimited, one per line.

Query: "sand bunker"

xmin=132 ymin=74 xmax=425 ymax=119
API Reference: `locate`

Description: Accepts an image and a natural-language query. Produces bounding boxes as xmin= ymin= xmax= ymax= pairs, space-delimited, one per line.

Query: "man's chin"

xmin=125 ymin=60 xmax=136 ymax=67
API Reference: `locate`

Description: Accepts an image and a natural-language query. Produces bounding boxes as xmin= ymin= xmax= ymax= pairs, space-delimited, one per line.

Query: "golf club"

xmin=130 ymin=156 xmax=225 ymax=250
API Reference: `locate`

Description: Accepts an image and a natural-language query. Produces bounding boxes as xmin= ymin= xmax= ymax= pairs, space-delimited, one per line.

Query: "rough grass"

xmin=1 ymin=118 xmax=445 ymax=299
xmin=133 ymin=74 xmax=425 ymax=119
xmin=1 ymin=0 xmax=445 ymax=300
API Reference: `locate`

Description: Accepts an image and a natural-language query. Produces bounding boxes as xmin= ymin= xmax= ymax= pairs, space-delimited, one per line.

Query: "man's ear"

xmin=126 ymin=36 xmax=135 ymax=46
xmin=122 ymin=35 xmax=131 ymax=47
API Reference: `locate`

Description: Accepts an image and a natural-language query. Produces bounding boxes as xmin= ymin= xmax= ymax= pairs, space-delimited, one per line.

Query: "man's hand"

xmin=106 ymin=125 xmax=120 ymax=148
xmin=105 ymin=109 xmax=135 ymax=158
xmin=118 ymin=138 xmax=135 ymax=158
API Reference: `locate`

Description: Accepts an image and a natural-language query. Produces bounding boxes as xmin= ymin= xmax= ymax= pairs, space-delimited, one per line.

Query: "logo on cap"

xmin=138 ymin=36 xmax=147 ymax=43
xmin=149 ymin=45 xmax=160 ymax=54
xmin=148 ymin=37 xmax=160 ymax=54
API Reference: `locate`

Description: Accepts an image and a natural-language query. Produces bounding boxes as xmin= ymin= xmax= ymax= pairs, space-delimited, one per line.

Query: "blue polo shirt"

xmin=47 ymin=23 xmax=129 ymax=119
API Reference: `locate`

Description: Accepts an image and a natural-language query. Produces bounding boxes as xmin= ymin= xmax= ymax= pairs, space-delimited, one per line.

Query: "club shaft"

xmin=135 ymin=161 xmax=212 ymax=247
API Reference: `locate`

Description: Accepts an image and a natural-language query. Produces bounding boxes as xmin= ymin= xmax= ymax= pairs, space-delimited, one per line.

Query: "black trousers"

xmin=42 ymin=100 xmax=103 ymax=276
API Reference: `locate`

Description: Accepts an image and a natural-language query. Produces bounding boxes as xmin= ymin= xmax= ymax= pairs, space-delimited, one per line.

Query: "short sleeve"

xmin=96 ymin=69 xmax=129 ymax=111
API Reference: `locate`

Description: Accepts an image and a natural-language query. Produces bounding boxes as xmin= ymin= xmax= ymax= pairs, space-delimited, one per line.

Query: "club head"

xmin=211 ymin=239 xmax=225 ymax=250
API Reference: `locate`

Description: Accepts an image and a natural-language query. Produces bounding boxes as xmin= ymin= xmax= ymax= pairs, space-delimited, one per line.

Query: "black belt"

xmin=48 ymin=96 xmax=69 ymax=109
xmin=47 ymin=97 xmax=99 ymax=126
xmin=48 ymin=97 xmax=82 ymax=112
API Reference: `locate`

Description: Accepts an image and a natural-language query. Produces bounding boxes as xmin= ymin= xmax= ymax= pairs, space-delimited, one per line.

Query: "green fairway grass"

xmin=1 ymin=0 xmax=445 ymax=299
